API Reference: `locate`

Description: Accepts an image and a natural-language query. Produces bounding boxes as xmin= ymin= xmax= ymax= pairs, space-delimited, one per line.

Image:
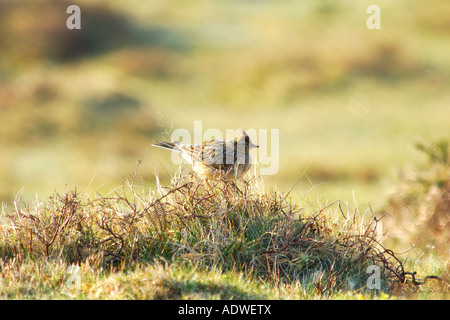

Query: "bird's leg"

xmin=242 ymin=179 xmax=250 ymax=194
xmin=230 ymin=180 xmax=243 ymax=195
xmin=204 ymin=178 xmax=213 ymax=191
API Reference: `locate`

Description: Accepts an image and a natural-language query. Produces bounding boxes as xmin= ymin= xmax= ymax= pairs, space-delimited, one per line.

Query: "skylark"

xmin=152 ymin=129 xmax=259 ymax=180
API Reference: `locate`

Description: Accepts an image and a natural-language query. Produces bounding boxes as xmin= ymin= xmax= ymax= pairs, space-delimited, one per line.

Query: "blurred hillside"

xmin=0 ymin=0 xmax=449 ymax=209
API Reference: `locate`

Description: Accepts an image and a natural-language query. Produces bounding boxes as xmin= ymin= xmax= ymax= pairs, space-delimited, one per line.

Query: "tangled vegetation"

xmin=381 ymin=140 xmax=449 ymax=259
xmin=2 ymin=164 xmax=444 ymax=299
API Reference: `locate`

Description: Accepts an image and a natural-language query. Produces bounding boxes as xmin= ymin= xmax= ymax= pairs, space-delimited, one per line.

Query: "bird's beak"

xmin=252 ymin=144 xmax=259 ymax=148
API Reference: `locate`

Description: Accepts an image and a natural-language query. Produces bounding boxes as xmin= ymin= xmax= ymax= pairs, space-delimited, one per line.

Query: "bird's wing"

xmin=176 ymin=143 xmax=204 ymax=163
xmin=200 ymin=140 xmax=237 ymax=170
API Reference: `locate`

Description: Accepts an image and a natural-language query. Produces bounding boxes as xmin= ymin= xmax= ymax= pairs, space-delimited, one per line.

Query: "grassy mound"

xmin=0 ymin=168 xmax=440 ymax=298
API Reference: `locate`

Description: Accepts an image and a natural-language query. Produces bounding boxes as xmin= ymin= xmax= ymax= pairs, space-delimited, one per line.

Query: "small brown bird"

xmin=152 ymin=129 xmax=258 ymax=180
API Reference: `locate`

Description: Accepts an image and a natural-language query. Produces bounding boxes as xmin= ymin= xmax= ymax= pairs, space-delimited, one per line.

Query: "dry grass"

xmin=2 ymin=164 xmax=442 ymax=299
xmin=380 ymin=140 xmax=449 ymax=259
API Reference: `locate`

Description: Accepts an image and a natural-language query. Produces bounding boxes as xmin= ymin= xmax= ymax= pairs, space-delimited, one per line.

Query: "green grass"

xmin=1 ymin=167 xmax=447 ymax=299
xmin=0 ymin=258 xmax=403 ymax=300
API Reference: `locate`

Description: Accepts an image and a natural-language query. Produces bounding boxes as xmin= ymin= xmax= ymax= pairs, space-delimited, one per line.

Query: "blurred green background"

xmin=1 ymin=0 xmax=449 ymax=210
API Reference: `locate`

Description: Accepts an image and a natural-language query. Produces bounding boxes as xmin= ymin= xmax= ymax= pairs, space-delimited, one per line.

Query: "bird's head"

xmin=234 ymin=129 xmax=259 ymax=149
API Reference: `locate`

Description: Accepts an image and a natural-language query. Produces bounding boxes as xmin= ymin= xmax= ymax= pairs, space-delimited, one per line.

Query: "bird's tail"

xmin=152 ymin=141 xmax=180 ymax=152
